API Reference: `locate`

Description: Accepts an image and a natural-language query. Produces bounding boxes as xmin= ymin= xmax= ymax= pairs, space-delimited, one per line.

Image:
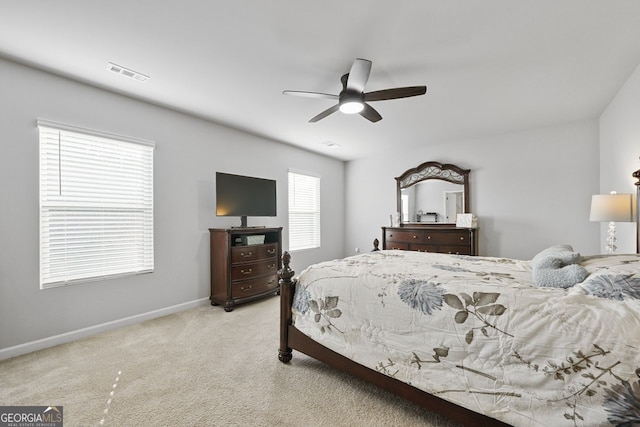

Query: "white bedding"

xmin=291 ymin=250 xmax=640 ymax=427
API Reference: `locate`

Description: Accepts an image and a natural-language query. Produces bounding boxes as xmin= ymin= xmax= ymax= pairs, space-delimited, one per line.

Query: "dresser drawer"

xmin=425 ymin=231 xmax=469 ymax=245
xmin=231 ymin=259 xmax=278 ymax=281
xmin=439 ymin=245 xmax=471 ymax=255
xmin=385 ymin=229 xmax=424 ymax=243
xmin=231 ymin=275 xmax=278 ymax=297
xmin=231 ymin=243 xmax=278 ymax=263
xmin=412 ymin=243 xmax=438 ymax=253
xmin=259 ymin=243 xmax=278 ymax=259
xmin=386 ymin=241 xmax=410 ymax=250
xmin=231 ymin=245 xmax=260 ymax=262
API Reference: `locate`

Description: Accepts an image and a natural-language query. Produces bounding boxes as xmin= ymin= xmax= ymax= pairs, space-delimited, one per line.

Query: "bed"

xmin=278 ymin=170 xmax=640 ymax=427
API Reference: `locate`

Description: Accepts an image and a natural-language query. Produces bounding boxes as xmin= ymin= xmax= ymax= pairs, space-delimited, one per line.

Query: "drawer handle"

xmin=460 ymin=237 xmax=465 ymax=241
xmin=267 ymin=279 xmax=275 ymax=285
xmin=240 ymin=285 xmax=253 ymax=292
xmin=267 ymin=248 xmax=276 ymax=254
xmin=412 ymin=235 xmax=417 ymax=239
xmin=267 ymin=264 xmax=276 ymax=270
xmin=241 ymin=268 xmax=253 ymax=275
xmin=427 ymin=236 xmax=431 ymax=240
xmin=240 ymin=251 xmax=253 ymax=258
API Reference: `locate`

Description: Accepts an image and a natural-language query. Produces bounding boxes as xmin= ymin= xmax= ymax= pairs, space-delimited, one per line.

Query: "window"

xmin=288 ymin=171 xmax=320 ymax=251
xmin=38 ymin=120 xmax=154 ymax=288
xmin=401 ymin=194 xmax=409 ymax=222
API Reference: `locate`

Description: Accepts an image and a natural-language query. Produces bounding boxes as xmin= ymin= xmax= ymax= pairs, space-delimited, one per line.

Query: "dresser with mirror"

xmin=381 ymin=161 xmax=478 ymax=255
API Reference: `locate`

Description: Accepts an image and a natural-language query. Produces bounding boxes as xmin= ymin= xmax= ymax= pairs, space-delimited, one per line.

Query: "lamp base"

xmin=605 ymin=221 xmax=617 ymax=254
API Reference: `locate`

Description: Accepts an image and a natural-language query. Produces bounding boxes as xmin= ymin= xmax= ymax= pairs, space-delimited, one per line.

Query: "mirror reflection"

xmin=401 ymin=181 xmax=464 ymax=223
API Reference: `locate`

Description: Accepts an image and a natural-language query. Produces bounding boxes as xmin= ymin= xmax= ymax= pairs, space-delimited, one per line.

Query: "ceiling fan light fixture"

xmin=339 ymin=100 xmax=364 ymax=114
xmin=283 ymin=58 xmax=427 ymax=122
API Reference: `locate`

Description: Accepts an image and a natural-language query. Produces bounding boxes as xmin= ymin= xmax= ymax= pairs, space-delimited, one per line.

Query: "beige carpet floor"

xmin=0 ymin=296 xmax=462 ymax=427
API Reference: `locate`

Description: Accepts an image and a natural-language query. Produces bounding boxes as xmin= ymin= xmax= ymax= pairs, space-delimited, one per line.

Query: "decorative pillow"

xmin=532 ymin=263 xmax=588 ymax=288
xmin=531 ymin=244 xmax=579 ymax=270
xmin=579 ymin=274 xmax=640 ymax=300
xmin=530 ymin=244 xmax=587 ymax=288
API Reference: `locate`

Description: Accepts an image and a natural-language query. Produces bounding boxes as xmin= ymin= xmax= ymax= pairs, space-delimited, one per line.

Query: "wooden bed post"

xmin=634 ymin=164 xmax=640 ymax=254
xmin=278 ymin=251 xmax=295 ymax=363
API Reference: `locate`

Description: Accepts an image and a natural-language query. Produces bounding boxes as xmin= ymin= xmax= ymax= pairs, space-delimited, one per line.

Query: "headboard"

xmin=634 ymin=165 xmax=640 ymax=253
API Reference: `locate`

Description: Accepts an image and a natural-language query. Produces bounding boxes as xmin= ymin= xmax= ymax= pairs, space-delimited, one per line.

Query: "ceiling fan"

xmin=283 ymin=58 xmax=427 ymax=123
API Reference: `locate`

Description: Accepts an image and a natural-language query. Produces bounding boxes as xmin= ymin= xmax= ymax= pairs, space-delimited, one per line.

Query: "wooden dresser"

xmin=381 ymin=226 xmax=477 ymax=255
xmin=209 ymin=227 xmax=282 ymax=311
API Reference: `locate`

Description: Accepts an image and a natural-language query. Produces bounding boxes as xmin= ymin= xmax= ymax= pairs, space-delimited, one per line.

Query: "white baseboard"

xmin=0 ymin=298 xmax=211 ymax=361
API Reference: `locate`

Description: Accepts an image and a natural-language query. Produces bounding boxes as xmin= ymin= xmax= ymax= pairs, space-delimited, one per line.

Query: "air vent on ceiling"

xmin=107 ymin=62 xmax=149 ymax=83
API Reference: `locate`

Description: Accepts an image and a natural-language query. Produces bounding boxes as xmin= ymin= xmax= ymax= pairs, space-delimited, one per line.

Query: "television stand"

xmin=208 ymin=227 xmax=282 ymax=312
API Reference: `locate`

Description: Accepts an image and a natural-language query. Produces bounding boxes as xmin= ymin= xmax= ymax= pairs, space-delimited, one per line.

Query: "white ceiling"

xmin=2 ymin=1 xmax=640 ymax=161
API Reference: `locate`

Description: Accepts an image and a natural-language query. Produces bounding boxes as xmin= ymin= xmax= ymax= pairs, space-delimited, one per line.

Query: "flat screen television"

xmin=216 ymin=172 xmax=277 ymax=227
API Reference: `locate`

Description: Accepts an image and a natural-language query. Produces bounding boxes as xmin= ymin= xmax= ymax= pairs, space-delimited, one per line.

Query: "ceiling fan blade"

xmin=283 ymin=90 xmax=339 ymax=100
xmin=309 ymin=104 xmax=340 ymax=123
xmin=364 ymin=86 xmax=427 ymax=102
xmin=346 ymin=58 xmax=372 ymax=93
xmin=359 ymin=103 xmax=382 ymax=123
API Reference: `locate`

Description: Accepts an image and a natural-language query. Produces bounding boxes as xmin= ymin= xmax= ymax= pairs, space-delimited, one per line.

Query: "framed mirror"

xmin=396 ymin=161 xmax=470 ymax=226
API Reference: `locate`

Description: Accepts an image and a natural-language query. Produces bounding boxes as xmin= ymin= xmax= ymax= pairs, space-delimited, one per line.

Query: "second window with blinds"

xmin=288 ymin=171 xmax=320 ymax=251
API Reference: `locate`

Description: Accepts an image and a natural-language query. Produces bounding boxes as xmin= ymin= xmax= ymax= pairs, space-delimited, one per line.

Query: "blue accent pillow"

xmin=580 ymin=274 xmax=640 ymax=300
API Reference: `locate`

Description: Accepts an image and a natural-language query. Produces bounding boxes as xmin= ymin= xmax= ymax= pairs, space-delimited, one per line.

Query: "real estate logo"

xmin=0 ymin=406 xmax=63 ymax=427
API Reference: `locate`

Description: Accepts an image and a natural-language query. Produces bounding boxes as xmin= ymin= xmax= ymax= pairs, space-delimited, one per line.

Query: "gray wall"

xmin=0 ymin=58 xmax=345 ymax=355
xmin=344 ymin=120 xmax=601 ymax=260
xmin=599 ymin=62 xmax=640 ymax=254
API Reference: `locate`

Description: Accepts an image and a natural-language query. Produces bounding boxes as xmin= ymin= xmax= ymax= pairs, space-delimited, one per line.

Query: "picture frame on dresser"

xmin=455 ymin=213 xmax=476 ymax=228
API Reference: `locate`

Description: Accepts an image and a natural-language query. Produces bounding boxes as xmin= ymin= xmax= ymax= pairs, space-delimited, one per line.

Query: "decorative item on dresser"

xmin=382 ymin=161 xmax=477 ymax=255
xmin=209 ymin=227 xmax=282 ymax=312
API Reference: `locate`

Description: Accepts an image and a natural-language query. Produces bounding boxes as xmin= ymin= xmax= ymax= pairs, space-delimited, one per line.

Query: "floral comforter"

xmin=291 ymin=250 xmax=640 ymax=427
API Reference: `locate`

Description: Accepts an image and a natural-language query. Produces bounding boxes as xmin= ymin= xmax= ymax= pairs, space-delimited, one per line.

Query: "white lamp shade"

xmin=589 ymin=193 xmax=633 ymax=222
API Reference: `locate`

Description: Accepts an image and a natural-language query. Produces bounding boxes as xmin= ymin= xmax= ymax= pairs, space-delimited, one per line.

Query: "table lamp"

xmin=589 ymin=192 xmax=633 ymax=254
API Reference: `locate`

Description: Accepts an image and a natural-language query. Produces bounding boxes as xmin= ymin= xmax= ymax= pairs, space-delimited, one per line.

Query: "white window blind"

xmin=288 ymin=171 xmax=320 ymax=251
xmin=401 ymin=194 xmax=409 ymax=222
xmin=38 ymin=120 xmax=154 ymax=288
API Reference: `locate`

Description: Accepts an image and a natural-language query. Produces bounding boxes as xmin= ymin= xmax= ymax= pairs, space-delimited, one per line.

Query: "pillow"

xmin=530 ymin=244 xmax=587 ymax=288
xmin=531 ymin=244 xmax=578 ymax=269
xmin=532 ymin=263 xmax=588 ymax=288
xmin=579 ymin=273 xmax=640 ymax=300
